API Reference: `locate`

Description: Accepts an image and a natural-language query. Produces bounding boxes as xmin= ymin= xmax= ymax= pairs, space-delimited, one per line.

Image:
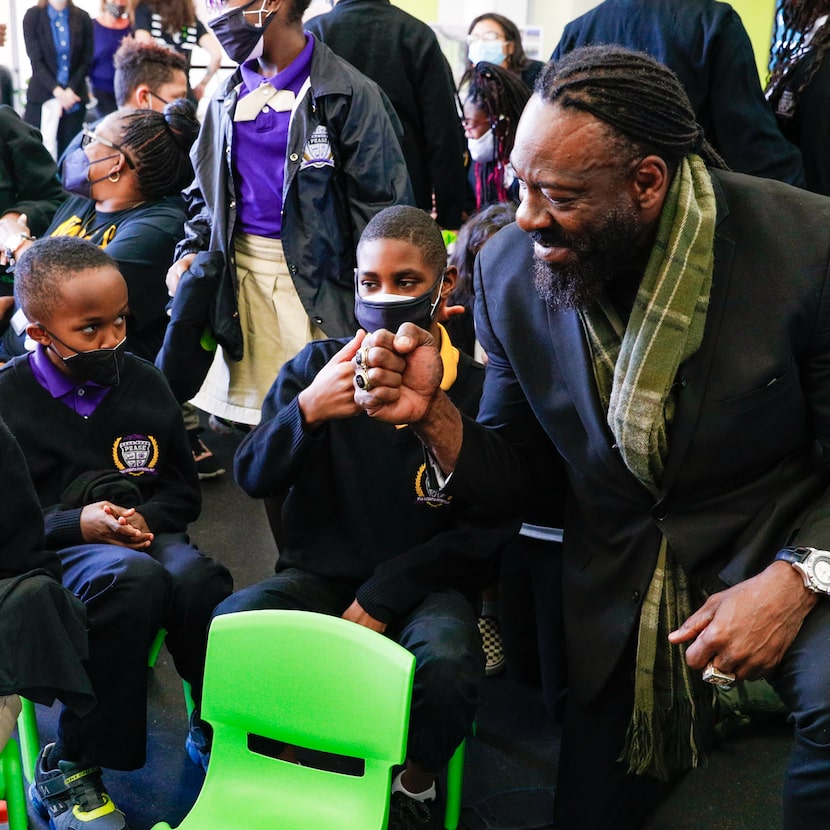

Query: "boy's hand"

xmin=166 ymin=253 xmax=196 ymax=297
xmin=80 ymin=501 xmax=154 ymax=549
xmin=342 ymin=599 xmax=386 ymax=633
xmin=298 ymin=332 xmax=364 ymax=430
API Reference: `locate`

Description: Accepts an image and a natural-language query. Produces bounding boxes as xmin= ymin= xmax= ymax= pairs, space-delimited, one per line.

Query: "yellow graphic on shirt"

xmin=414 ymin=463 xmax=451 ymax=508
xmin=51 ymin=215 xmax=117 ymax=249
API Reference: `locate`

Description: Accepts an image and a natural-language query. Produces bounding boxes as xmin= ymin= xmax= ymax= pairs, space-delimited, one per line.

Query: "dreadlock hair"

xmin=15 ymin=237 xmax=118 ymax=324
xmin=766 ymin=0 xmax=830 ymax=117
xmin=462 ymin=61 xmax=530 ymax=207
xmin=537 ymin=45 xmax=728 ymax=177
xmin=113 ymin=99 xmax=200 ymax=200
xmin=113 ymin=38 xmax=187 ymax=107
xmin=358 ymin=206 xmax=447 ymax=279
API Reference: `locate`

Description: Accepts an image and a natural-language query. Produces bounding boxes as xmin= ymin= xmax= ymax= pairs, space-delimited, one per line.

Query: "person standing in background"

xmin=306 ymin=0 xmax=467 ymax=231
xmin=22 ymin=0 xmax=94 ymax=158
xmin=465 ymin=13 xmax=544 ymax=91
xmin=89 ymin=0 xmax=133 ymax=118
xmin=130 ymin=0 xmax=223 ymax=102
xmin=766 ymin=0 xmax=830 ymax=195
xmin=551 ymin=0 xmax=806 ymax=187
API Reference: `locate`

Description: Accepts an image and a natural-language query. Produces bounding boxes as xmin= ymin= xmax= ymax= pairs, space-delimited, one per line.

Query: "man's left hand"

xmin=342 ymin=599 xmax=386 ymax=633
xmin=669 ymin=561 xmax=817 ymax=680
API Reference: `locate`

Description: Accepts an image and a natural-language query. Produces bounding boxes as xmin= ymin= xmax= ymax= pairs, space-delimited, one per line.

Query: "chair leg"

xmin=1 ymin=737 xmax=29 ymax=829
xmin=16 ymin=698 xmax=38 ymax=784
xmin=443 ymin=738 xmax=466 ymax=830
xmin=148 ymin=628 xmax=168 ymax=669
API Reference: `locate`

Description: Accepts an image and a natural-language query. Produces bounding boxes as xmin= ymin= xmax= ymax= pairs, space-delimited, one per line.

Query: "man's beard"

xmin=532 ymin=205 xmax=642 ymax=311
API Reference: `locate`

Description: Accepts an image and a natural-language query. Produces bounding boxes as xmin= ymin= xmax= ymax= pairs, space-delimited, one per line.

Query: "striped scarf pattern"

xmin=579 ymin=154 xmax=717 ymax=780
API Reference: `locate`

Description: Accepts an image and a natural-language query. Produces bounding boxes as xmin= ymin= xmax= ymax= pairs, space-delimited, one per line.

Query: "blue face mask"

xmin=354 ymin=271 xmax=445 ymax=333
xmin=61 ymin=147 xmax=119 ymax=200
xmin=209 ymin=0 xmax=275 ymax=65
xmin=468 ymin=41 xmax=506 ymax=66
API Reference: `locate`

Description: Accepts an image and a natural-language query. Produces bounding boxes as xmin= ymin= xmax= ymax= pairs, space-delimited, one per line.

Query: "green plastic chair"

xmin=0 ymin=734 xmax=27 ymax=829
xmin=151 ymin=609 xmax=416 ymax=830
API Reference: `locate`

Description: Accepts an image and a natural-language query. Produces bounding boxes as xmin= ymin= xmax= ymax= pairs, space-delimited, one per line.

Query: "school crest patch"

xmin=300 ymin=125 xmax=335 ymax=170
xmin=414 ymin=463 xmax=451 ymax=508
xmin=112 ymin=434 xmax=159 ymax=476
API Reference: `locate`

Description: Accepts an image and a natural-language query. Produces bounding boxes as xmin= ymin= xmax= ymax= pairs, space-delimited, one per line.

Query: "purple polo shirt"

xmin=29 ymin=347 xmax=110 ymax=419
xmin=232 ymin=34 xmax=314 ymax=238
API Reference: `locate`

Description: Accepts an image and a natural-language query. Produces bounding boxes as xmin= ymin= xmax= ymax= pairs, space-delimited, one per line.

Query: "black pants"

xmin=56 ymin=533 xmax=233 ymax=769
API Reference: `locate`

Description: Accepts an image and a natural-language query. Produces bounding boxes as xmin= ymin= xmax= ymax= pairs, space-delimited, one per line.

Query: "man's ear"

xmin=629 ymin=155 xmax=670 ymax=219
xmin=131 ymin=84 xmax=151 ymax=109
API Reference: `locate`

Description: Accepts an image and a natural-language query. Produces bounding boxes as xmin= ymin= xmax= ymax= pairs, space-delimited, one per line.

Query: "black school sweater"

xmin=0 ymin=353 xmax=200 ymax=549
xmin=234 ymin=337 xmax=520 ymax=624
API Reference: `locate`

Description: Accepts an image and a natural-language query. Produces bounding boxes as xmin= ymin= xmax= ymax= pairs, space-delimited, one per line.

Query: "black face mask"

xmin=209 ymin=0 xmax=276 ymax=65
xmin=354 ymin=271 xmax=445 ymax=333
xmin=61 ymin=147 xmax=119 ymax=200
xmin=43 ymin=328 xmax=128 ymax=387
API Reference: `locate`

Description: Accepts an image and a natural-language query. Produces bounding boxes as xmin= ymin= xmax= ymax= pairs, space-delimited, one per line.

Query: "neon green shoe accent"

xmin=72 ymin=793 xmax=117 ymax=822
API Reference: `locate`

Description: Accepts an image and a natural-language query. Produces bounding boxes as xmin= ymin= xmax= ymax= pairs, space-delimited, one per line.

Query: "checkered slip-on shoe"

xmin=477 ymin=615 xmax=506 ymax=676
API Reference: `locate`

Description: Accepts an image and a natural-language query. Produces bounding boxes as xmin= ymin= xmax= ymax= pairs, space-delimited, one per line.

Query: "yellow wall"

xmin=394 ymin=0 xmax=439 ymax=22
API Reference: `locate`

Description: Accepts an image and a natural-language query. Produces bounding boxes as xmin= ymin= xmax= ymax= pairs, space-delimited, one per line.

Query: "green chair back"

xmin=153 ymin=609 xmax=415 ymax=830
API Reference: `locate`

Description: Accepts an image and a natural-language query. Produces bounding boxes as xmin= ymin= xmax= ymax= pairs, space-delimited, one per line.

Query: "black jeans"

xmin=214 ymin=569 xmax=483 ymax=772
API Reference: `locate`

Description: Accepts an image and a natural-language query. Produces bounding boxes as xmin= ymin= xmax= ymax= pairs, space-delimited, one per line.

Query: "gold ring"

xmin=702 ymin=663 xmax=736 ymax=688
xmin=354 ymin=367 xmax=373 ymax=391
xmin=355 ymin=346 xmax=370 ymax=369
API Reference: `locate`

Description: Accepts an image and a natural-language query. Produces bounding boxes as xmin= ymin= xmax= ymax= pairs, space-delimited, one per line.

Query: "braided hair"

xmin=463 ymin=61 xmax=530 ymax=207
xmin=766 ymin=0 xmax=830 ymax=117
xmin=537 ymin=45 xmax=728 ymax=175
xmin=114 ymin=98 xmax=200 ymax=201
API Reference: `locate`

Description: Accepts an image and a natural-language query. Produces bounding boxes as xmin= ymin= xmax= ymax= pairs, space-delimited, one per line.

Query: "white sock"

xmin=392 ymin=770 xmax=437 ymax=802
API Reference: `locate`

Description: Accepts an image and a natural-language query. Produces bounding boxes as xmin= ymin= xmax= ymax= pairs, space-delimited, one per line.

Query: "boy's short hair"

xmin=15 ymin=237 xmax=119 ymax=323
xmin=113 ymin=39 xmax=187 ymax=107
xmin=357 ymin=206 xmax=447 ymax=277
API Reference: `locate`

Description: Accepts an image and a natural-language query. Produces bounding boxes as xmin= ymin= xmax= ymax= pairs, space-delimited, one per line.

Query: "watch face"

xmin=811 ymin=554 xmax=830 ymax=590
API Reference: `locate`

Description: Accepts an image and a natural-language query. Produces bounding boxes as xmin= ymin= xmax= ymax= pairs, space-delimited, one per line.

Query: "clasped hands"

xmin=80 ymin=501 xmax=154 ymax=550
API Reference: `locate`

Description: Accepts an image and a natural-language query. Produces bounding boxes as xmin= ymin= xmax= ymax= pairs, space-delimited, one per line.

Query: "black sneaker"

xmin=187 ymin=429 xmax=226 ymax=480
xmin=184 ymin=710 xmax=211 ymax=772
xmin=30 ymin=743 xmax=128 ymax=830
xmin=388 ymin=791 xmax=439 ymax=830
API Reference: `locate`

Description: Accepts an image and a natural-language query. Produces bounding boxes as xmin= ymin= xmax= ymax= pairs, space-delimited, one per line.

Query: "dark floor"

xmin=17 ymin=421 xmax=792 ymax=830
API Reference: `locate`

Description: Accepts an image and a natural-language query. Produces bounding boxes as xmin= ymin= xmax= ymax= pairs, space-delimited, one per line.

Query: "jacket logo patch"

xmin=414 ymin=463 xmax=451 ymax=507
xmin=300 ymin=125 xmax=335 ymax=170
xmin=112 ymin=434 xmax=159 ymax=476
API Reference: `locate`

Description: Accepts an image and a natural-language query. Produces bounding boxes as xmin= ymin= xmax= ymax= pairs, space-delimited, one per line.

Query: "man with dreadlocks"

xmin=354 ymin=45 xmax=830 ymax=829
xmin=552 ymin=0 xmax=806 ymax=188
xmin=767 ymin=0 xmax=830 ymax=195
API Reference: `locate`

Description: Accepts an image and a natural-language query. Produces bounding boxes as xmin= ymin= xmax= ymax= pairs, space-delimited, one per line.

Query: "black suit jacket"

xmin=552 ymin=0 xmax=805 ymax=188
xmin=23 ymin=4 xmax=93 ymax=104
xmin=451 ymin=169 xmax=830 ymax=701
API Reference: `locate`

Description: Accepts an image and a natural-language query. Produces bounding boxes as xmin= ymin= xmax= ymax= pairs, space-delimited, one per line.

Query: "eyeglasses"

xmin=80 ymin=127 xmax=135 ymax=169
xmin=466 ymin=31 xmax=508 ymax=45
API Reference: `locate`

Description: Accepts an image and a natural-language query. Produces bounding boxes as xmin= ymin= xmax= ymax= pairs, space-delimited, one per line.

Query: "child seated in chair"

xmin=214 ymin=205 xmax=519 ymax=830
xmin=0 ymin=237 xmax=233 ymax=830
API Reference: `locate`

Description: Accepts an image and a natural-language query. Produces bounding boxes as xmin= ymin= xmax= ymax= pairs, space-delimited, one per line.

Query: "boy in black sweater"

xmin=0 ymin=237 xmax=233 ymax=830
xmin=215 ymin=205 xmax=518 ymax=830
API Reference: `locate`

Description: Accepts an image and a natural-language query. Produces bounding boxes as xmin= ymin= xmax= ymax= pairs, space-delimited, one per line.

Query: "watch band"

xmin=775 ymin=546 xmax=811 ymax=566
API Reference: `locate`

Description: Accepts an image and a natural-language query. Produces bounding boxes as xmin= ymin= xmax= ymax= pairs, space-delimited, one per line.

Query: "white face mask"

xmin=468 ymin=128 xmax=495 ymax=163
xmin=468 ymin=40 xmax=506 ymax=67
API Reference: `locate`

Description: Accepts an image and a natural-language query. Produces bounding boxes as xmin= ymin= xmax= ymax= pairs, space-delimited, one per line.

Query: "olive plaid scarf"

xmin=578 ymin=154 xmax=717 ymax=780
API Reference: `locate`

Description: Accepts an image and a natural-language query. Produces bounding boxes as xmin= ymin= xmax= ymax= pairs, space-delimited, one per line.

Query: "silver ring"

xmin=354 ymin=367 xmax=373 ymax=391
xmin=702 ymin=663 xmax=736 ymax=688
xmin=355 ymin=346 xmax=370 ymax=369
